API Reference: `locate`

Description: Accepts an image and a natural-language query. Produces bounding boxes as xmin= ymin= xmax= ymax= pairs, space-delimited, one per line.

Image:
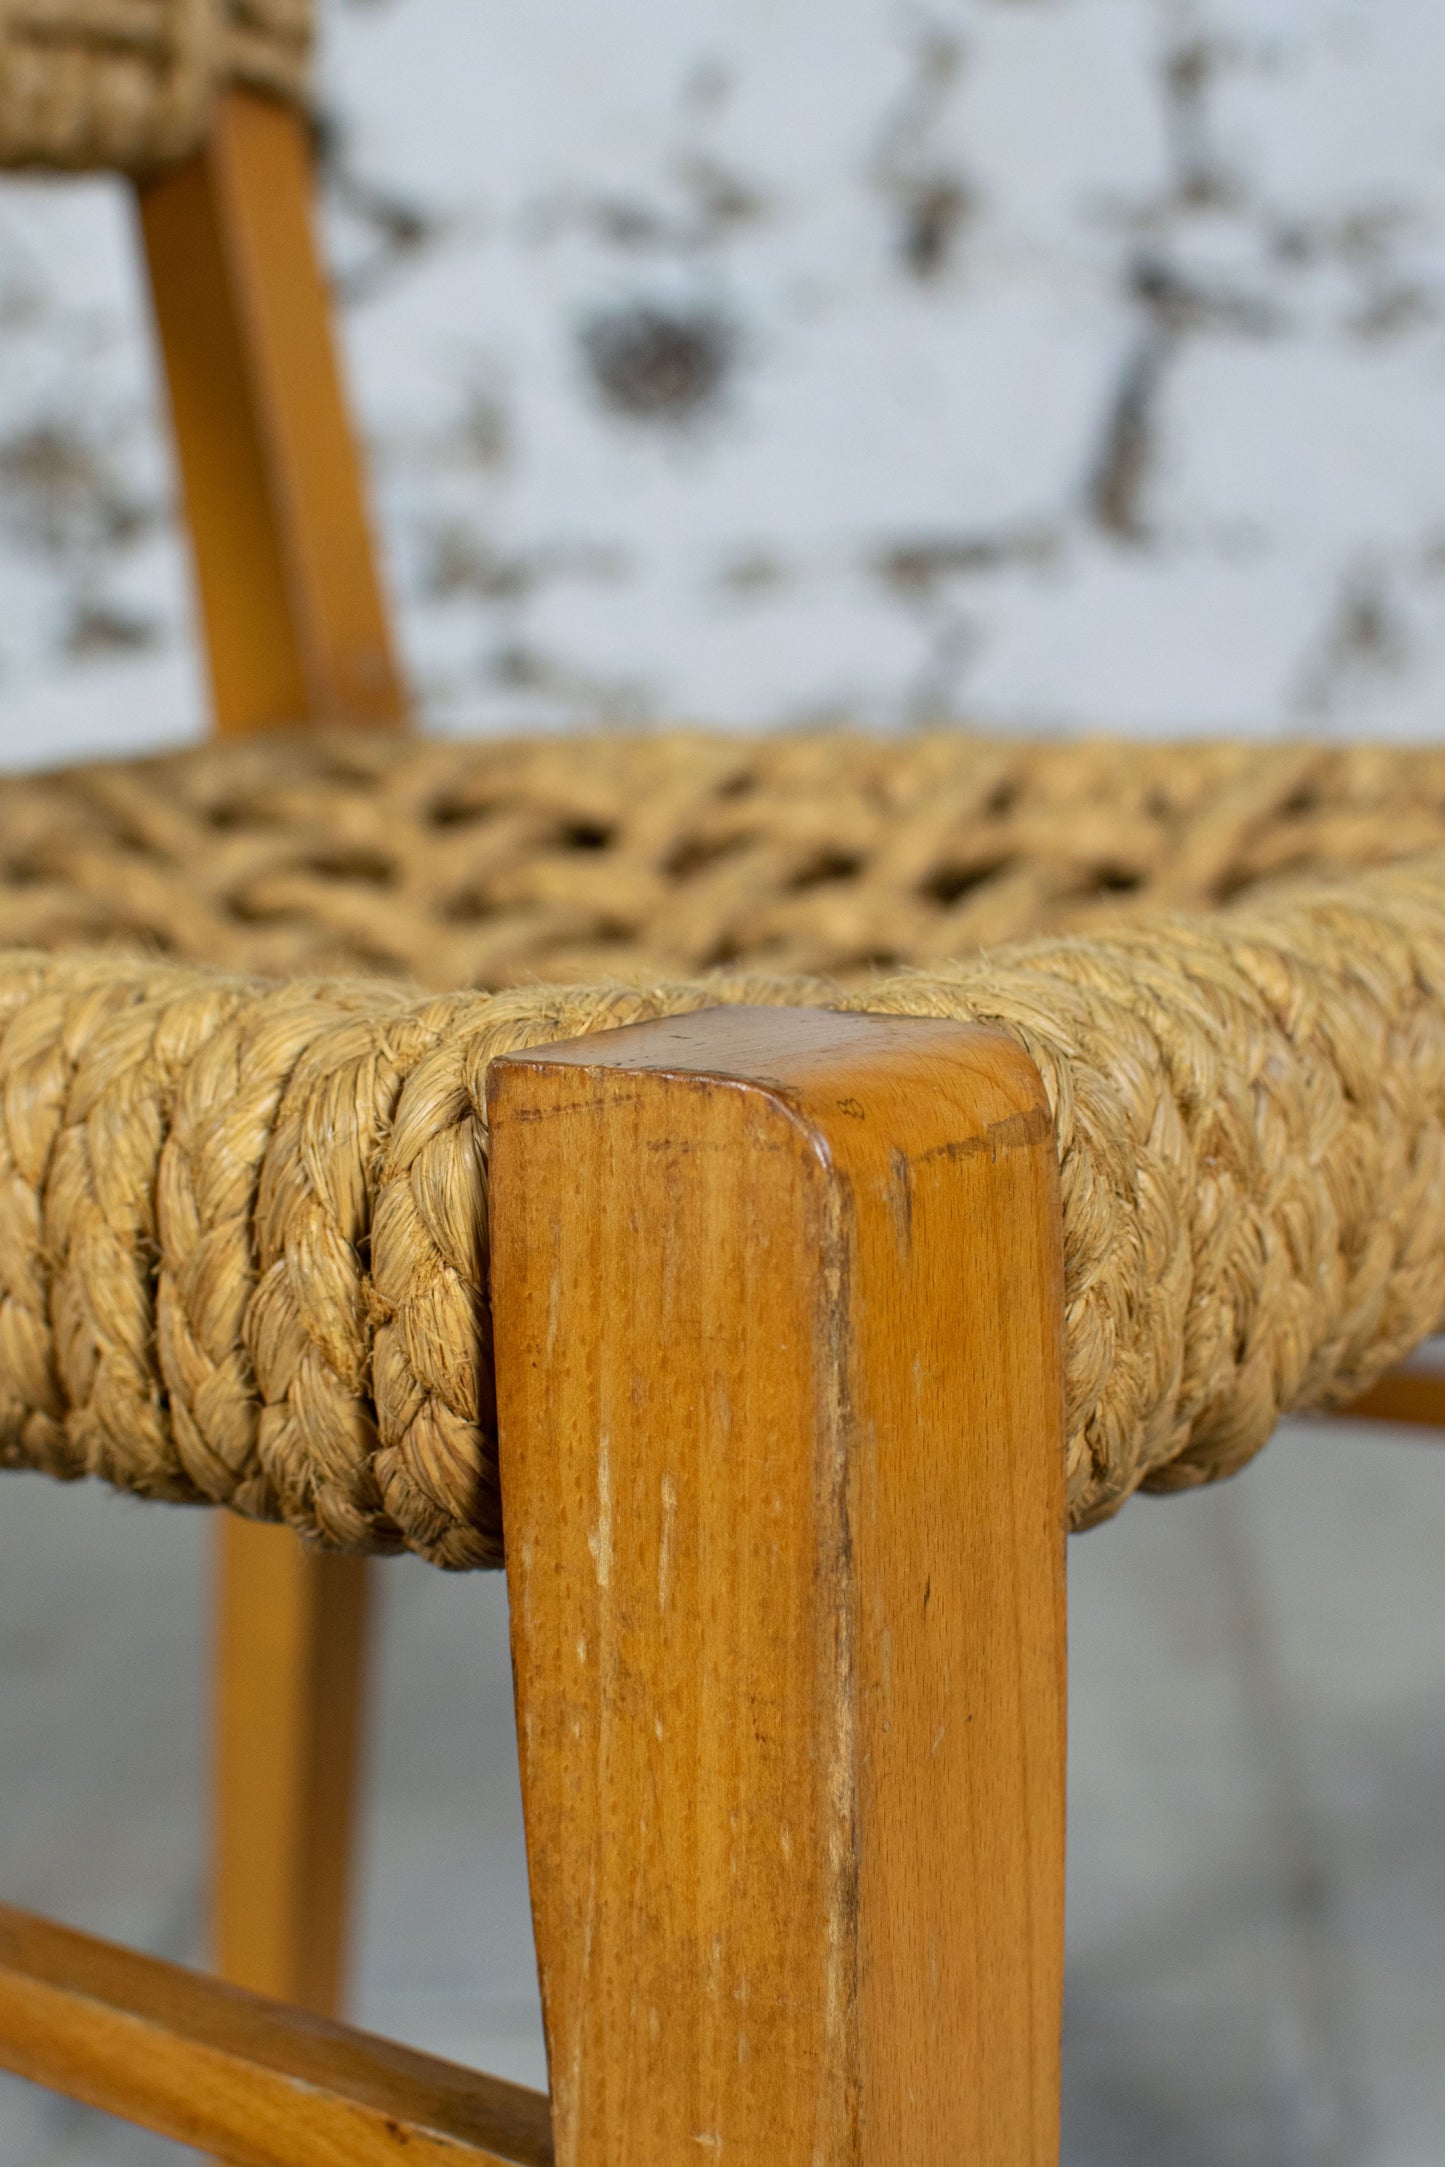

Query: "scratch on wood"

xmin=545 ymin=1253 xmax=562 ymax=1368
xmin=658 ymin=1471 xmax=678 ymax=1613
xmin=818 ymin=1175 xmax=859 ymax=2155
xmin=920 ymin=1102 xmax=1051 ymax=1164
xmin=588 ymin=1430 xmax=613 ymax=1590
xmin=889 ymin=1145 xmax=913 ymax=1259
xmin=506 ymin=1089 xmax=645 ymax=1123
xmin=556 ymin=1851 xmax=602 ymax=2157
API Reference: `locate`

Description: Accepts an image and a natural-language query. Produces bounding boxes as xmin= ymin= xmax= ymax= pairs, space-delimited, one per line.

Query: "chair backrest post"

xmin=136 ymin=88 xmax=407 ymax=736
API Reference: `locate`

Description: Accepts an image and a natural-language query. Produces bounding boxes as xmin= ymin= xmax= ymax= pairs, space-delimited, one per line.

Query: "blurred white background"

xmin=0 ymin=0 xmax=1442 ymax=761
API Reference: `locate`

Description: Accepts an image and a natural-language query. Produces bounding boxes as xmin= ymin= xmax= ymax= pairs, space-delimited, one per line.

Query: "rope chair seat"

xmin=2 ymin=728 xmax=1444 ymax=1567
xmin=0 ymin=0 xmax=309 ymax=171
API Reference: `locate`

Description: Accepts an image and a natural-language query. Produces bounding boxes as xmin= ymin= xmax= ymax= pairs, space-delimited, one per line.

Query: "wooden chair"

xmin=1 ymin=11 xmax=1443 ymax=2163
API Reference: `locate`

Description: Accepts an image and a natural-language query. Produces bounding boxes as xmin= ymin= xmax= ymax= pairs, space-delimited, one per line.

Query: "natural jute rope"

xmin=6 ymin=729 xmax=1445 ymax=987
xmin=0 ymin=0 xmax=309 ymax=171
xmin=1 ymin=734 xmax=1443 ymax=1565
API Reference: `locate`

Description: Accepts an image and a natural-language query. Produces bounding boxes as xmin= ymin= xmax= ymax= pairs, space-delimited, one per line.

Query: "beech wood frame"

xmin=0 ymin=80 xmax=1440 ymax=2167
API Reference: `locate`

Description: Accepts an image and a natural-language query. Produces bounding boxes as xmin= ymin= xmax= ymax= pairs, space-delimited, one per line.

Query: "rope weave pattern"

xmin=4 ymin=731 xmax=1445 ymax=988
xmin=0 ymin=0 xmax=309 ymax=171
xmin=0 ymin=744 xmax=1443 ymax=1564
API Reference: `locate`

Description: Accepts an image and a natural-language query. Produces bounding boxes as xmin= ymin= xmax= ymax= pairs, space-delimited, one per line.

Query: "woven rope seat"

xmin=3 ymin=727 xmax=1445 ymax=1569
xmin=0 ymin=0 xmax=308 ymax=172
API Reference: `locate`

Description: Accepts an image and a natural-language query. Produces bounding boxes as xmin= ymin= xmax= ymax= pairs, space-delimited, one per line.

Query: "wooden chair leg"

xmin=135 ymin=88 xmax=405 ymax=2022
xmin=1340 ymin=1366 xmax=1445 ymax=1430
xmin=489 ymin=1006 xmax=1068 ymax=2167
xmin=212 ymin=1518 xmax=372 ymax=2016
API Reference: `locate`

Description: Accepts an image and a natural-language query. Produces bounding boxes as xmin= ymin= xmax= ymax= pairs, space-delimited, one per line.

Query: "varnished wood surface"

xmin=138 ymin=90 xmax=405 ymax=734
xmin=212 ymin=1517 xmax=372 ymax=2016
xmin=490 ymin=1005 xmax=1068 ymax=2166
xmin=0 ymin=1902 xmax=552 ymax=2166
xmin=1340 ymin=1368 xmax=1445 ymax=1430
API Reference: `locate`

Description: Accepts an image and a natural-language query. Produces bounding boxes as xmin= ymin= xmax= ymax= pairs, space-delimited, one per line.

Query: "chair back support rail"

xmin=137 ymin=88 xmax=407 ymax=737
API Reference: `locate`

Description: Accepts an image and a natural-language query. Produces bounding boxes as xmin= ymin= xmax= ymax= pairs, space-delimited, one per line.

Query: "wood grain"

xmin=489 ymin=1005 xmax=1068 ymax=2167
xmin=212 ymin=1517 xmax=372 ymax=2016
xmin=137 ymin=89 xmax=405 ymax=734
xmin=1340 ymin=1368 xmax=1445 ymax=1430
xmin=0 ymin=1902 xmax=552 ymax=2166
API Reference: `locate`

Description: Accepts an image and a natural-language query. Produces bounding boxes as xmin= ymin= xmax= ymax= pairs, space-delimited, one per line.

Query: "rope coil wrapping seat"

xmin=0 ymin=0 xmax=309 ymax=171
xmin=1 ymin=732 xmax=1444 ymax=1568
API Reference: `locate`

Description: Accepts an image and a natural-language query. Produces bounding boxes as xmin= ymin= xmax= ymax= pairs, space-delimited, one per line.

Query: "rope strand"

xmin=1 ymin=770 xmax=1443 ymax=1565
xmin=0 ymin=0 xmax=309 ymax=170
